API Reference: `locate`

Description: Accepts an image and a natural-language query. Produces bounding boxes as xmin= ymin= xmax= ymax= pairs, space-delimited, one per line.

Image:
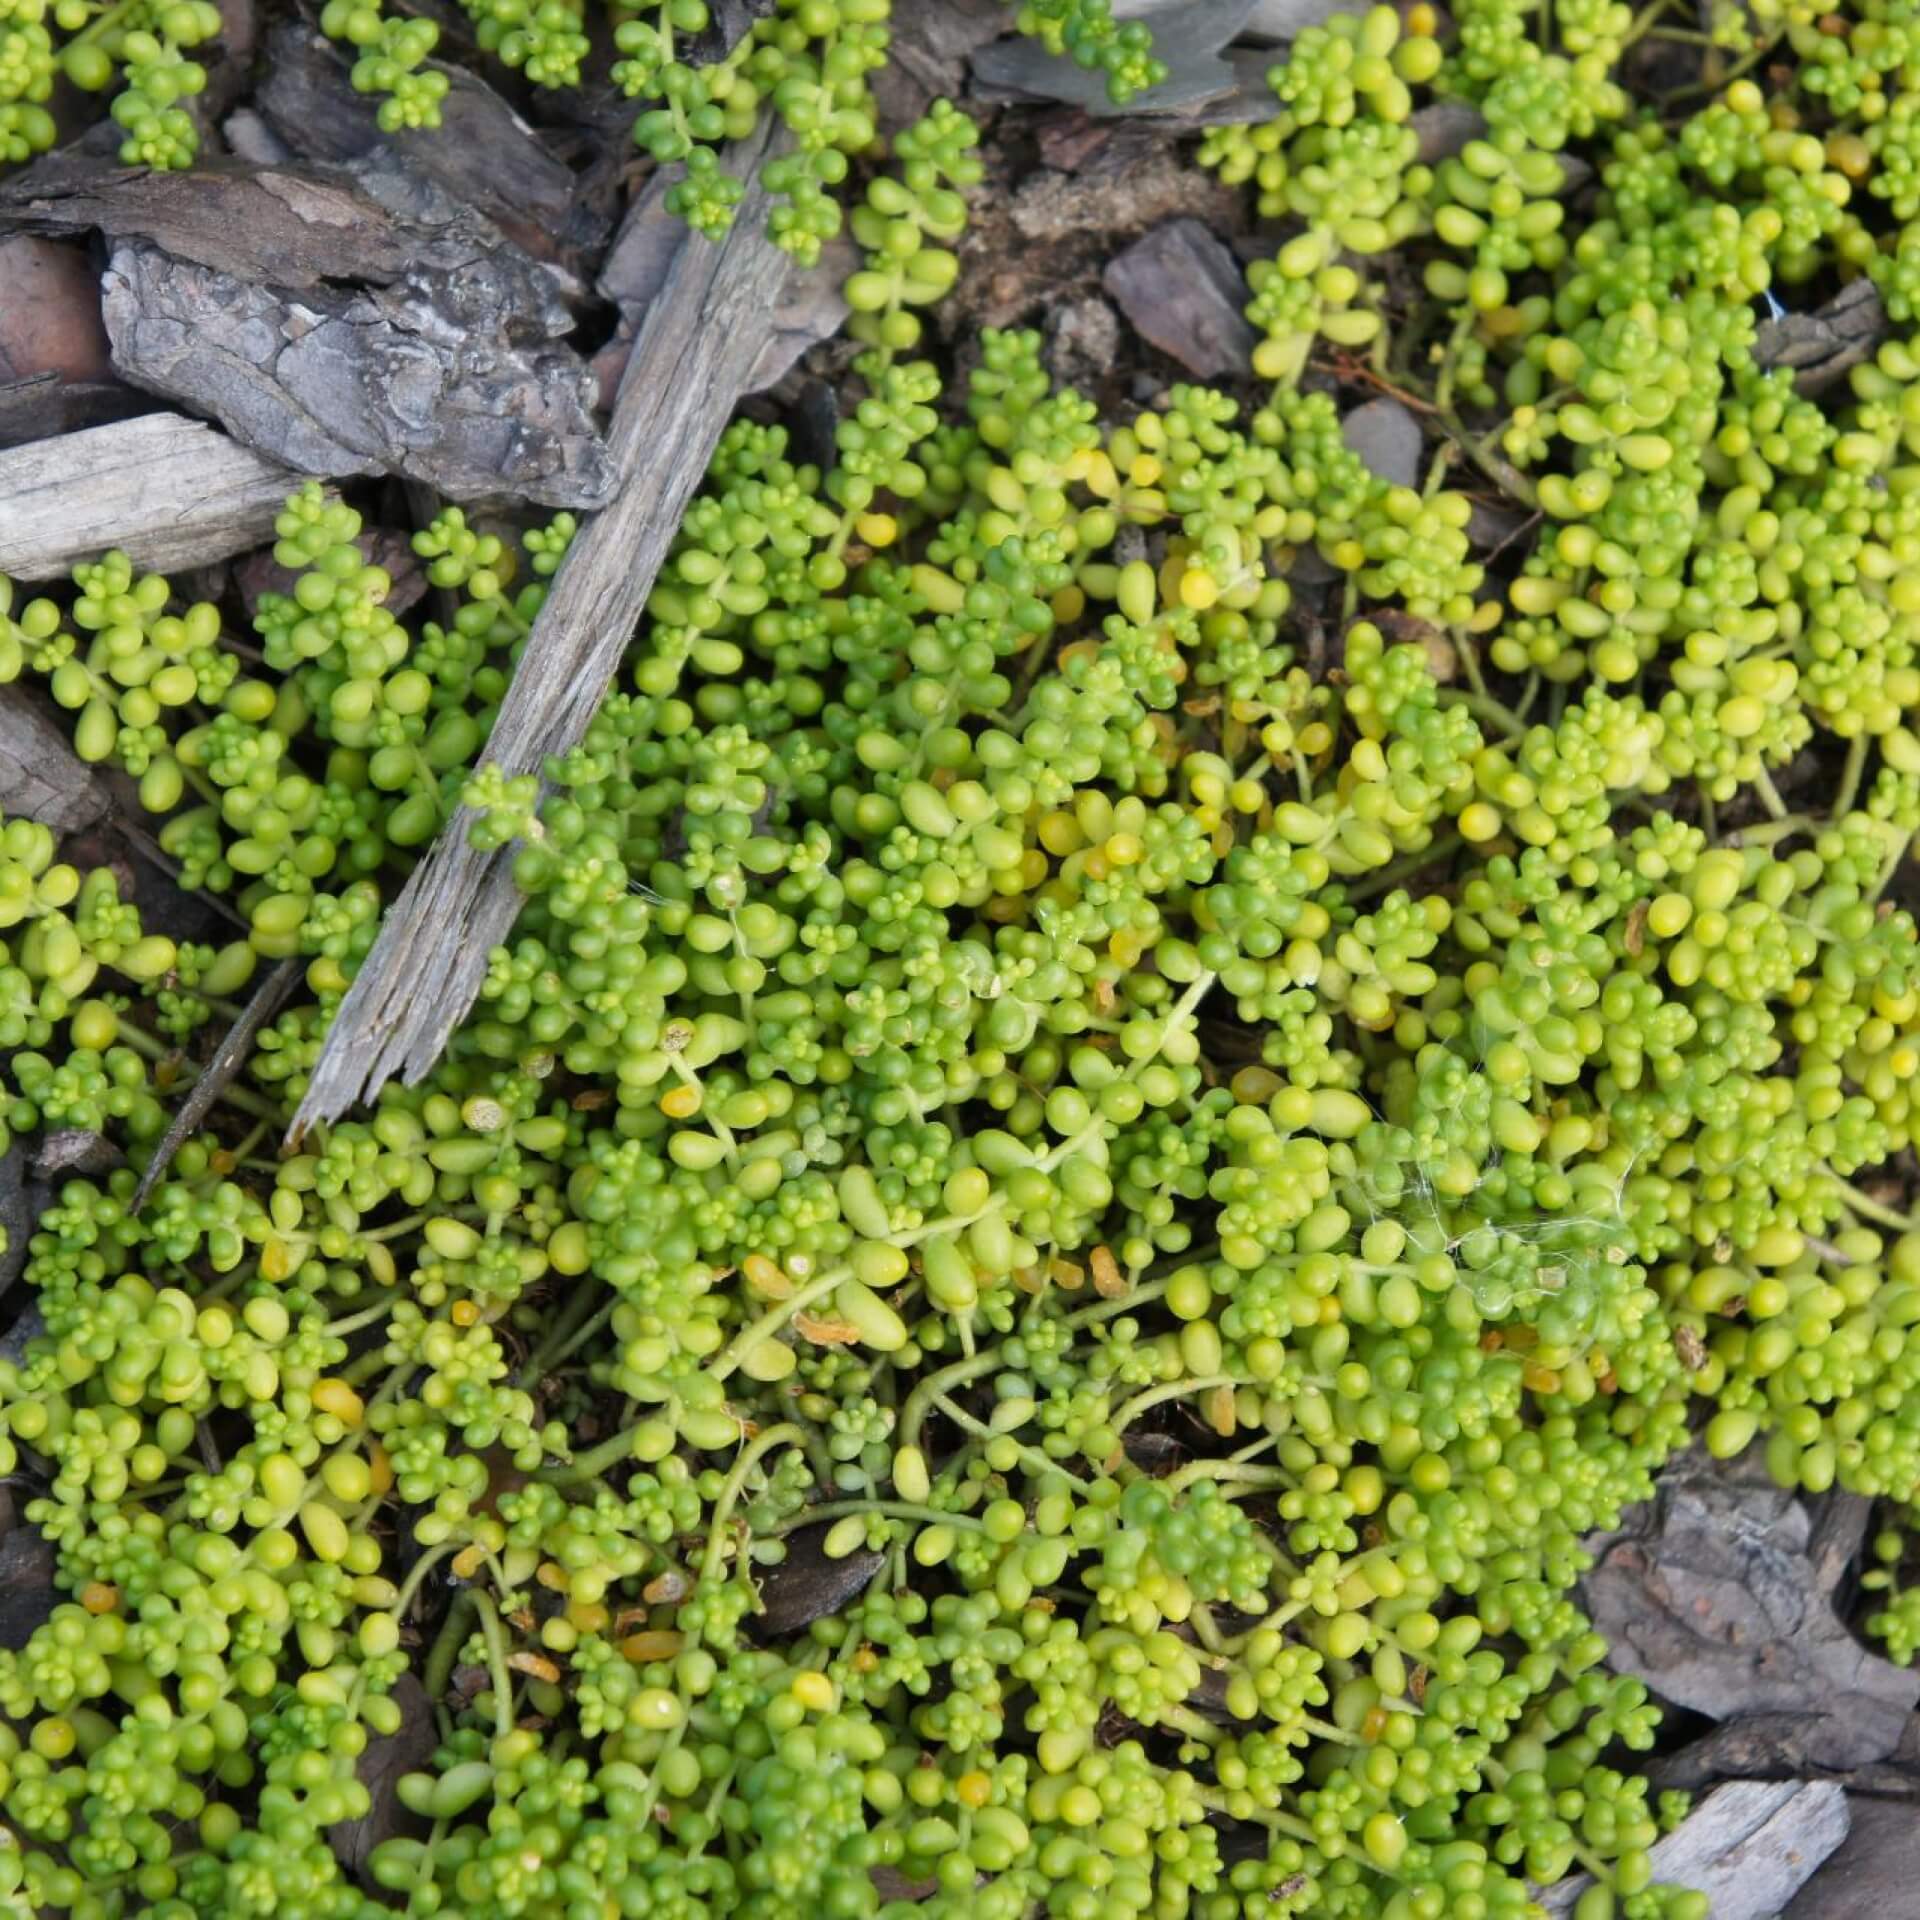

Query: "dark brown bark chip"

xmin=0 ymin=373 xmax=153 ymax=452
xmin=328 ymin=1674 xmax=438 ymax=1884
xmin=0 ymin=235 xmax=113 ymax=385
xmin=252 ymin=24 xmax=606 ymax=272
xmin=0 ymin=1482 xmax=56 ymax=1652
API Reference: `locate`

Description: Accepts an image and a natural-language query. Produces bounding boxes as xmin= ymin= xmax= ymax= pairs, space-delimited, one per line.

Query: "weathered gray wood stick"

xmin=0 ymin=412 xmax=297 ymax=581
xmin=1538 ymin=1780 xmax=1849 ymax=1920
xmin=290 ymin=131 xmax=791 ymax=1139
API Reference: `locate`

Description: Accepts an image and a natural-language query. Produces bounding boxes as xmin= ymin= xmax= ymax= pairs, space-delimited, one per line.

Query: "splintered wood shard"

xmin=289 ymin=131 xmax=790 ymax=1140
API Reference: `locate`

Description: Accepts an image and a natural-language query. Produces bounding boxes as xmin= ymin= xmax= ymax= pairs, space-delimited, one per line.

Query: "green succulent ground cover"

xmin=7 ymin=0 xmax=1920 ymax=1915
xmin=0 ymin=0 xmax=1159 ymax=218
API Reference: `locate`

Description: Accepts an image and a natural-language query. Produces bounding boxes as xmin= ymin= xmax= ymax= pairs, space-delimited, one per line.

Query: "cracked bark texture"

xmin=2 ymin=159 xmax=613 ymax=508
xmin=102 ymin=239 xmax=612 ymax=509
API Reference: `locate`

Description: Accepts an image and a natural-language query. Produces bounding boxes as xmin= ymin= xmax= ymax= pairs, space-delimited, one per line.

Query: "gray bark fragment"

xmin=1411 ymin=102 xmax=1488 ymax=164
xmin=871 ymin=0 xmax=1008 ymax=120
xmin=972 ymin=0 xmax=1265 ymax=115
xmin=32 ymin=1132 xmax=121 ymax=1179
xmin=1755 ymin=278 xmax=1888 ymax=396
xmin=1580 ymin=1446 xmax=1920 ymax=1773
xmin=1102 ymin=218 xmax=1256 ymax=379
xmin=1784 ymin=1794 xmax=1920 ymax=1918
xmin=3 ymin=156 xmax=612 ymax=508
xmin=682 ymin=0 xmax=775 ymax=60
xmin=101 ymin=235 xmax=613 ymax=510
xmin=1342 ymin=397 xmax=1424 ymax=490
xmin=0 ymin=689 xmax=112 ymax=830
xmin=1238 ymin=0 xmax=1343 ymax=36
xmin=222 ymin=108 xmax=294 ymax=166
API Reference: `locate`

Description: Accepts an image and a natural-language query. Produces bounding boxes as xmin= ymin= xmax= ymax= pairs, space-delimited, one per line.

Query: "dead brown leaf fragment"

xmin=794 ymin=1311 xmax=863 ymax=1345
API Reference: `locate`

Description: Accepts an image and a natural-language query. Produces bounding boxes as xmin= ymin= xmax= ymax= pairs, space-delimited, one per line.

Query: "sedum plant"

xmin=0 ymin=0 xmax=1157 ymax=198
xmin=7 ymin=0 xmax=1920 ymax=1912
xmin=0 ymin=0 xmax=222 ymax=170
xmin=322 ymin=0 xmax=1163 ymax=256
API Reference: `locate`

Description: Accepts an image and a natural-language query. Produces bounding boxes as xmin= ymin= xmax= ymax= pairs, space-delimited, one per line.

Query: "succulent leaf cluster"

xmin=319 ymin=0 xmax=1163 ymax=254
xmin=0 ymin=0 xmax=221 ymax=170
